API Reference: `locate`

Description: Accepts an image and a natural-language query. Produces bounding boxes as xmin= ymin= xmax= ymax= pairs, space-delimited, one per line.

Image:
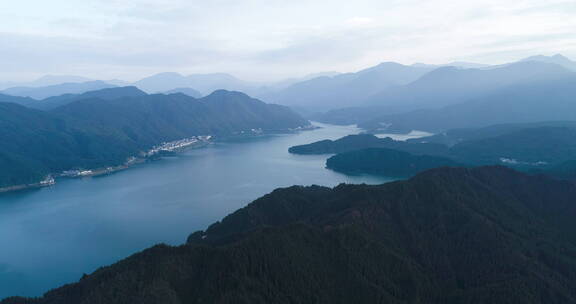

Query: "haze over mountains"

xmin=311 ymin=60 xmax=571 ymax=124
xmin=519 ymin=54 xmax=576 ymax=71
xmin=359 ymin=77 xmax=576 ymax=133
xmin=2 ymin=53 xmax=576 ymax=190
xmin=3 ymin=54 xmax=574 ymax=118
xmin=1 ymin=81 xmax=116 ymax=100
xmin=317 ymin=54 xmax=576 ymax=128
xmin=162 ymin=87 xmax=203 ymax=98
xmin=258 ymin=62 xmax=436 ymax=111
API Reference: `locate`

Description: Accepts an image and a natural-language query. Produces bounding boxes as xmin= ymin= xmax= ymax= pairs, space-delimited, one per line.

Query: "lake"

xmin=0 ymin=123 xmax=394 ymax=299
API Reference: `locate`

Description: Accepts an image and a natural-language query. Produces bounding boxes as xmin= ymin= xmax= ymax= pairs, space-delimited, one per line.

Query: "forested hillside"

xmin=0 ymin=89 xmax=309 ymax=189
xmin=6 ymin=166 xmax=576 ymax=303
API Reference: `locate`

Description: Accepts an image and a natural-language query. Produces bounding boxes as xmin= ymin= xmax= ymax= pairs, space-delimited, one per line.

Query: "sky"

xmin=1 ymin=0 xmax=576 ymax=82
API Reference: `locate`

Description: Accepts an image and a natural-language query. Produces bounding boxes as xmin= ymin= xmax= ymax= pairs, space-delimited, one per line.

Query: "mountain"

xmin=299 ymin=71 xmax=341 ymax=79
xmin=0 ymin=93 xmax=38 ymax=107
xmin=326 ymin=148 xmax=459 ymax=177
xmin=312 ymin=125 xmax=576 ymax=179
xmin=163 ymin=87 xmax=203 ymax=98
xmin=36 ymin=86 xmax=147 ymax=110
xmin=0 ymin=75 xmax=122 ymax=91
xmin=29 ymin=75 xmax=95 ymax=87
xmin=0 ymin=90 xmax=309 ymax=189
xmin=363 ymin=61 xmax=573 ymax=111
xmin=288 ymin=134 xmax=449 ymax=156
xmin=53 ymin=90 xmax=309 ymax=148
xmin=408 ymin=121 xmax=576 ymax=146
xmin=316 ymin=61 xmax=574 ymax=125
xmin=520 ymin=54 xmax=576 ymax=71
xmin=449 ymin=126 xmax=576 ymax=167
xmin=254 ymin=71 xmax=343 ymax=95
xmin=1 ymin=81 xmax=116 ymax=100
xmin=0 ymin=102 xmax=138 ymax=188
xmin=103 ymin=79 xmax=131 ymax=87
xmin=6 ymin=166 xmax=576 ymax=303
xmin=412 ymin=61 xmax=492 ymax=69
xmin=132 ymin=72 xmax=193 ymax=93
xmin=260 ymin=62 xmax=435 ymax=111
xmin=359 ymin=77 xmax=576 ymax=133
xmin=133 ymin=72 xmax=255 ymax=95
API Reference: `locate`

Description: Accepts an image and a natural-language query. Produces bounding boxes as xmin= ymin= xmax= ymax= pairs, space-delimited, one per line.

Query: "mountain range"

xmin=3 ymin=54 xmax=576 ymax=132
xmin=520 ymin=54 xmax=576 ymax=71
xmin=5 ymin=166 xmax=576 ymax=303
xmin=1 ymin=81 xmax=117 ymax=100
xmin=317 ymin=60 xmax=576 ymax=125
xmin=0 ymin=87 xmax=309 ymax=189
xmin=358 ymin=77 xmax=576 ymax=133
xmin=162 ymin=87 xmax=203 ymax=98
xmin=2 ymin=54 xmax=575 ymax=110
xmin=363 ymin=61 xmax=571 ymax=111
xmin=258 ymin=62 xmax=436 ymax=111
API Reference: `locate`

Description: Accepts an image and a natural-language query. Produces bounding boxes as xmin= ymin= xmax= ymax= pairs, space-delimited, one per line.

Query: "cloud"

xmin=345 ymin=17 xmax=375 ymax=26
xmin=0 ymin=0 xmax=575 ymax=81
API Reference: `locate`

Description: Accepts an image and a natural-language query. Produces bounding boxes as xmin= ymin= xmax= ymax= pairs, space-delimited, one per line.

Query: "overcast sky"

xmin=1 ymin=0 xmax=575 ymax=82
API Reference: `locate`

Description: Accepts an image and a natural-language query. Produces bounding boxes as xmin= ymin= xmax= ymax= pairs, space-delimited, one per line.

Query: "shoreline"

xmin=0 ymin=136 xmax=212 ymax=195
xmin=58 ymin=137 xmax=213 ymax=179
xmin=0 ymin=126 xmax=317 ymax=195
xmin=0 ymin=176 xmax=56 ymax=194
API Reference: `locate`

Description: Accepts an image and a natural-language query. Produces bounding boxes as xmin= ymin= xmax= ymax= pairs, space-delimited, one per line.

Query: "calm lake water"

xmin=0 ymin=123 xmax=394 ymax=299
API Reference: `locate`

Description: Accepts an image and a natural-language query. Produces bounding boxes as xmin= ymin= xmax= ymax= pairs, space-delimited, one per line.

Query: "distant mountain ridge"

xmin=163 ymin=87 xmax=203 ymax=98
xmin=359 ymin=77 xmax=576 ymax=133
xmin=316 ymin=60 xmax=576 ymax=126
xmin=520 ymin=54 xmax=576 ymax=71
xmin=133 ymin=72 xmax=255 ymax=95
xmin=2 ymin=53 xmax=575 ymax=109
xmin=408 ymin=121 xmax=576 ymax=146
xmin=260 ymin=62 xmax=435 ymax=111
xmin=0 ymin=75 xmax=95 ymax=90
xmin=411 ymin=61 xmax=492 ymax=69
xmin=363 ymin=61 xmax=572 ymax=111
xmin=36 ymin=86 xmax=147 ymax=110
xmin=1 ymin=81 xmax=117 ymax=100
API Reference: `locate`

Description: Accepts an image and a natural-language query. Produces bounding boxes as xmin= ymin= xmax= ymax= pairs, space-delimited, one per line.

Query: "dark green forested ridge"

xmin=52 ymin=89 xmax=309 ymax=149
xmin=0 ymin=88 xmax=310 ymax=188
xmin=289 ymin=133 xmax=449 ymax=156
xmin=292 ymin=124 xmax=576 ymax=178
xmin=325 ymin=148 xmax=461 ymax=177
xmin=5 ymin=166 xmax=576 ymax=303
xmin=448 ymin=126 xmax=576 ymax=165
xmin=0 ymin=102 xmax=136 ymax=188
